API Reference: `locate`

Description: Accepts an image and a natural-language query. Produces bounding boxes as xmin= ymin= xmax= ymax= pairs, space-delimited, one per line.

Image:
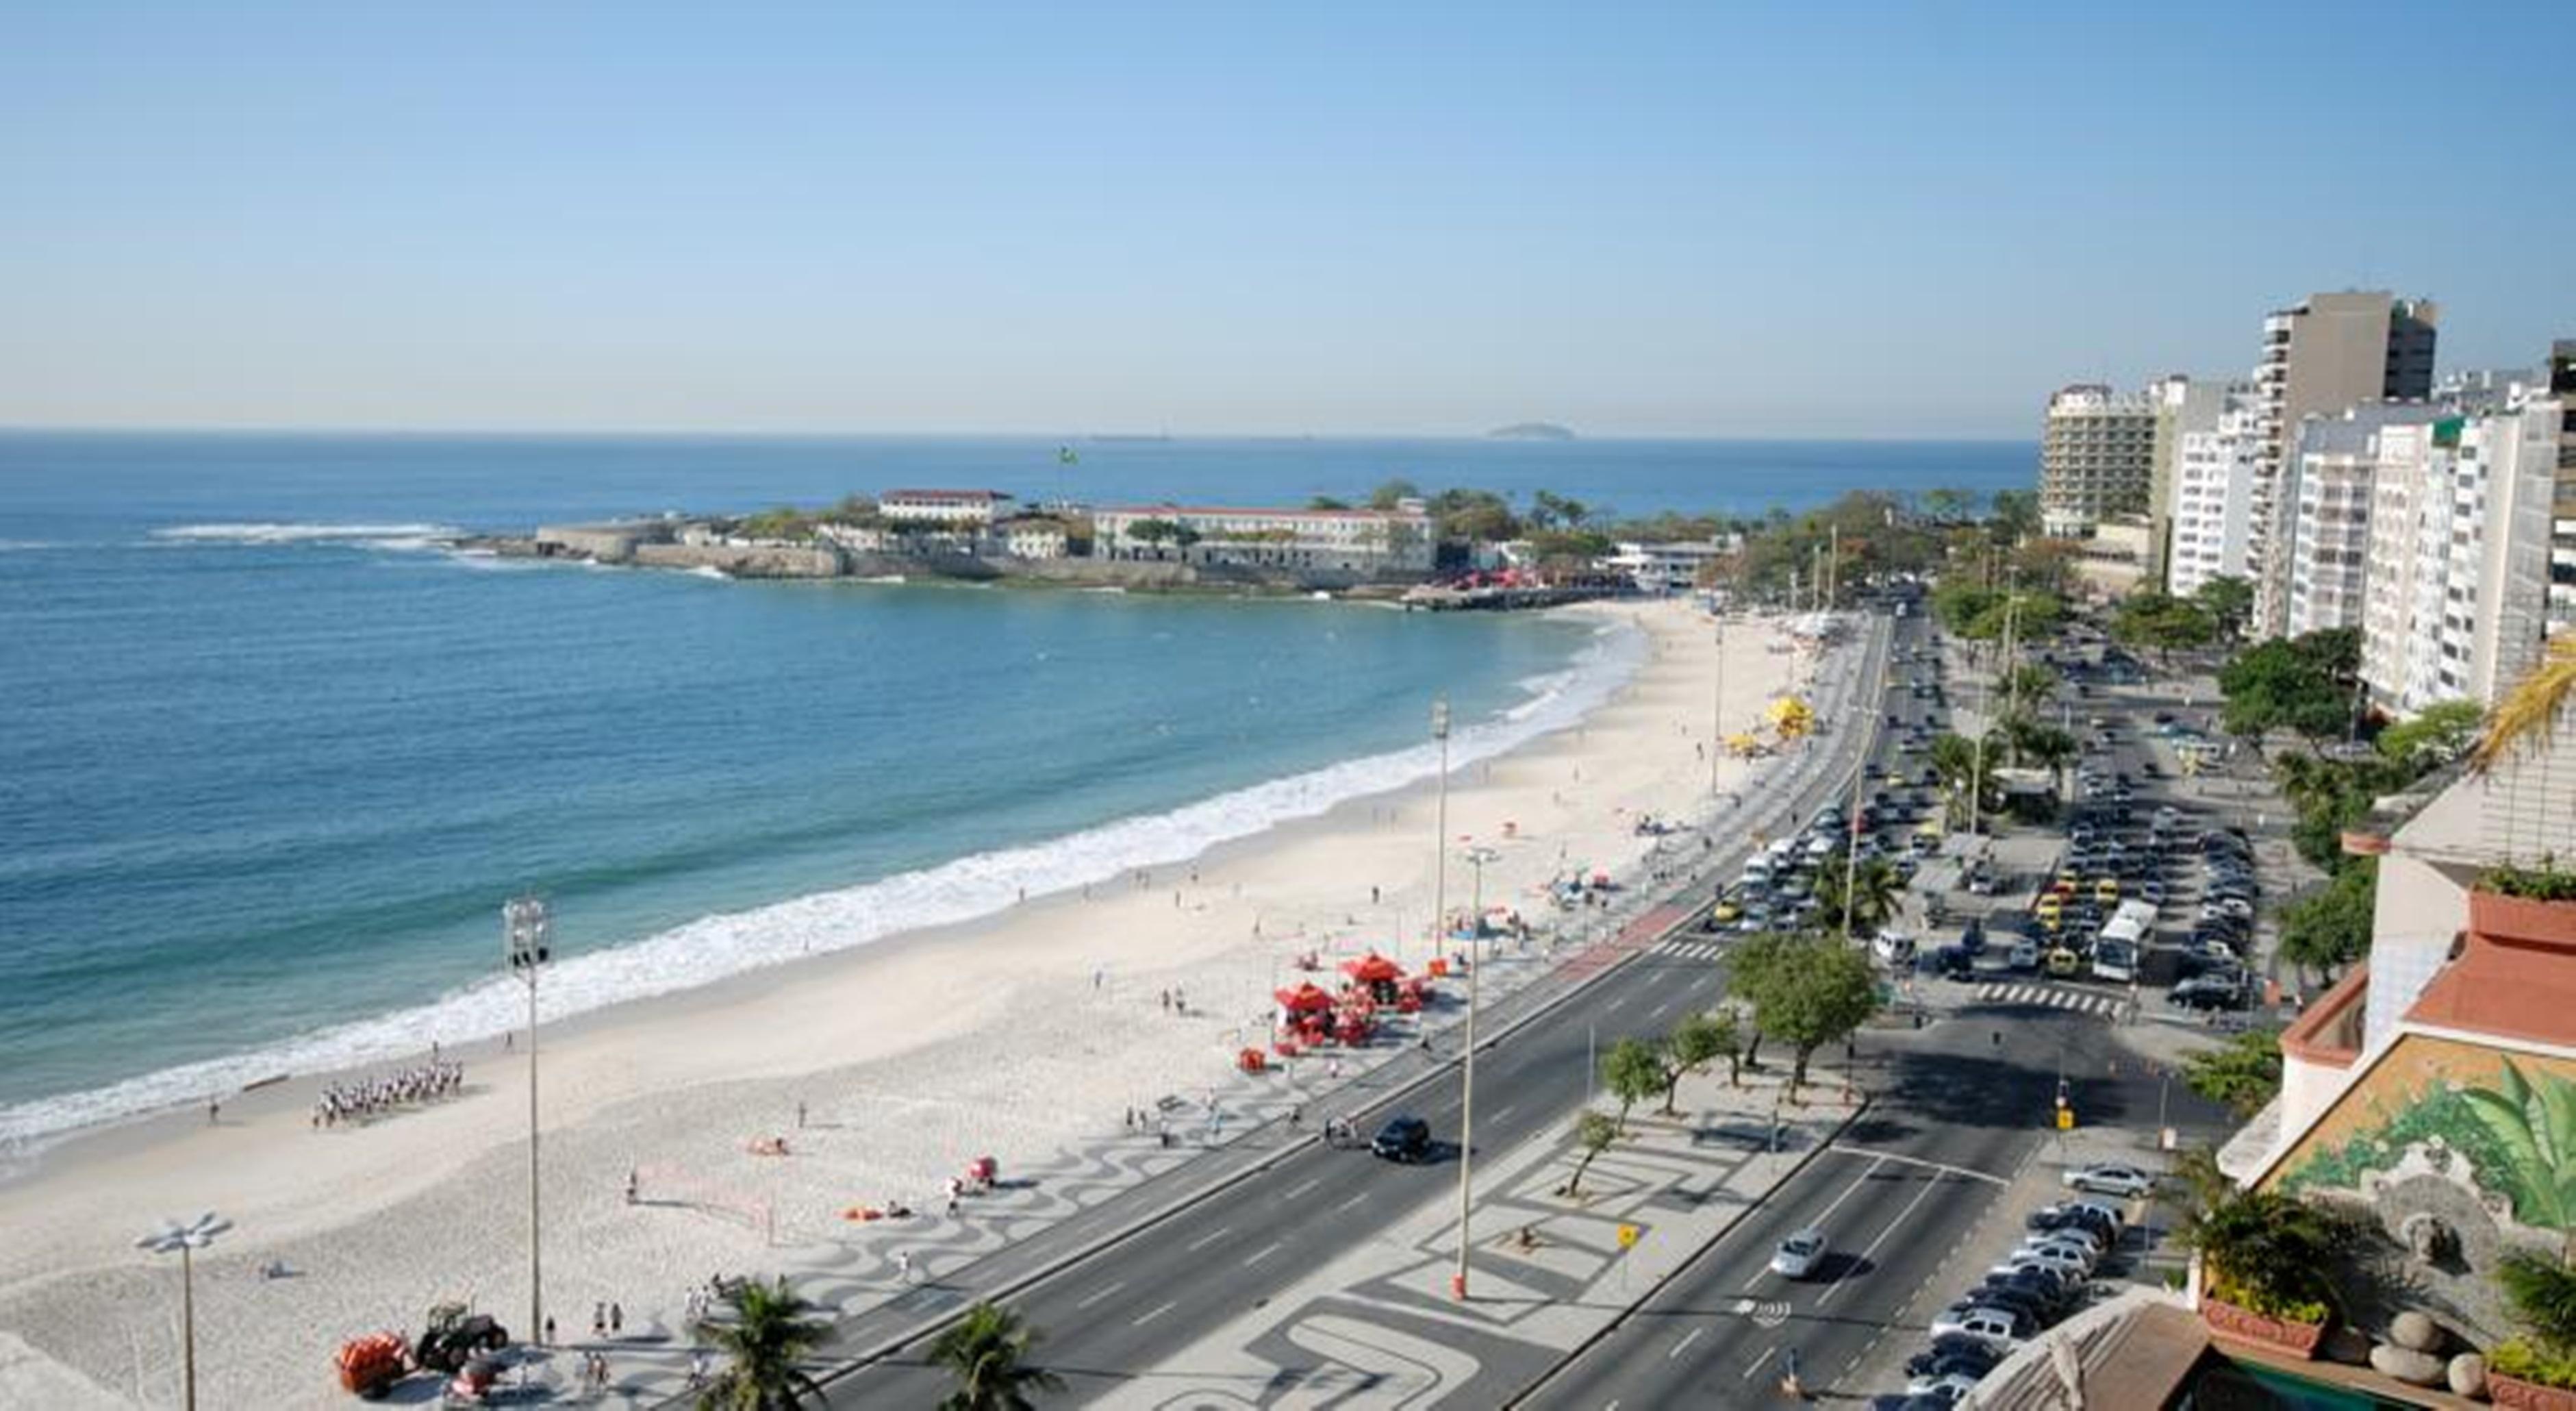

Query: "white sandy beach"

xmin=0 ymin=597 xmax=1826 ymax=1408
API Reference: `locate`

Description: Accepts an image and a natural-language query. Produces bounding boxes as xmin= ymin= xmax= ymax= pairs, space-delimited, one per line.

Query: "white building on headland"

xmin=1600 ymin=538 xmax=1737 ymax=594
xmin=1091 ymin=504 xmax=1435 ymax=575
xmin=879 ymin=489 xmax=1015 ymax=526
xmin=2165 ymin=395 xmax=2261 ymax=597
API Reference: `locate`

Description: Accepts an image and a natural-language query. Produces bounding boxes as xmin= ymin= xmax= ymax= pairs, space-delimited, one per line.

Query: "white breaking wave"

xmin=687 ymin=564 xmax=730 ymax=580
xmin=151 ymin=521 xmax=463 ymax=552
xmin=0 ymin=538 xmax=63 ymax=551
xmin=0 ymin=617 xmax=1645 ymax=1151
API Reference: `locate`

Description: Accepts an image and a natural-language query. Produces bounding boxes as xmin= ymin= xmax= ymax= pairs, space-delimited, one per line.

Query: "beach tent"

xmin=1274 ymin=983 xmax=1336 ymax=1014
xmin=1339 ymin=953 xmax=1405 ymax=986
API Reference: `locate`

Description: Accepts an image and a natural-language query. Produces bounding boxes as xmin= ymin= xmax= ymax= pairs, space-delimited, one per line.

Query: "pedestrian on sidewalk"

xmin=896 ymin=1250 xmax=914 ymax=1284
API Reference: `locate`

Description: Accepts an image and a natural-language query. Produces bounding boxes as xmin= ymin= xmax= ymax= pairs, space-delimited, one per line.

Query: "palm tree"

xmin=696 ymin=1277 xmax=831 ymax=1410
xmin=2473 ymin=629 xmax=2576 ymax=773
xmin=2173 ymin=1150 xmax=2353 ymax=1321
xmin=929 ymin=1302 xmax=1063 ymax=1411
xmin=1817 ymin=856 xmax=1902 ymax=937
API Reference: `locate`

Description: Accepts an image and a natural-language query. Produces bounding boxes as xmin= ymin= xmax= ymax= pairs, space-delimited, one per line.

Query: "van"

xmin=2091 ymin=939 xmax=2137 ymax=984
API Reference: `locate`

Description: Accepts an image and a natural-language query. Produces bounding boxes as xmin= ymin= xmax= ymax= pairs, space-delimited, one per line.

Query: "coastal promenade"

xmin=607 ymin=612 xmax=1895 ymax=1406
xmin=0 ymin=599 xmax=1836 ymax=1408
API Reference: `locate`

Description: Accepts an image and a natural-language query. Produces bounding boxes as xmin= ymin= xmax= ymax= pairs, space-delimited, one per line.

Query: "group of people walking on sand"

xmin=308 ymin=1059 xmax=463 ymax=1128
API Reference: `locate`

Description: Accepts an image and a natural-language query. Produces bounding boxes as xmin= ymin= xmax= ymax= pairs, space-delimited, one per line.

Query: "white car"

xmin=1770 ymin=1227 xmax=1828 ymax=1279
xmin=1928 ymin=1306 xmax=2026 ymax=1349
xmin=2010 ymin=1240 xmax=2097 ymax=1277
xmin=2063 ymin=1162 xmax=2157 ymax=1197
xmin=1908 ymin=1371 xmax=1984 ymax=1403
xmin=2025 ymin=1224 xmax=2104 ymax=1258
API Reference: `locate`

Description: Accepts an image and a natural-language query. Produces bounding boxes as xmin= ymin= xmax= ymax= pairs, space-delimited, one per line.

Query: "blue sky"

xmin=1 ymin=1 xmax=2569 ymax=437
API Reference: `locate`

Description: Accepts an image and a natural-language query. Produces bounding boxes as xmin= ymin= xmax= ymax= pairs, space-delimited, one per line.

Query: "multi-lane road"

xmin=803 ymin=614 xmax=1900 ymax=1404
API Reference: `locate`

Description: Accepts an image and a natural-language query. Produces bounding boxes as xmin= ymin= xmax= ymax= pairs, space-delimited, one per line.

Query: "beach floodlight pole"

xmin=503 ymin=895 xmax=553 ymax=1352
xmin=1431 ymin=699 xmax=1450 ymax=963
xmin=136 ymin=1211 xmax=228 ymax=1411
xmin=1456 ymin=842 xmax=1498 ymax=1301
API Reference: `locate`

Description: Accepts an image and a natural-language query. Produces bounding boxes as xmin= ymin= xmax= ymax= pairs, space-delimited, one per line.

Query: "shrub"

xmin=2481 ymin=858 xmax=2576 ymax=903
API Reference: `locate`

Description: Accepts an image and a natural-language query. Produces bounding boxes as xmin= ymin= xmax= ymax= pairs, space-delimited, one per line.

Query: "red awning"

xmin=1339 ymin=952 xmax=1406 ymax=984
xmin=1274 ymin=983 xmax=1337 ymax=1013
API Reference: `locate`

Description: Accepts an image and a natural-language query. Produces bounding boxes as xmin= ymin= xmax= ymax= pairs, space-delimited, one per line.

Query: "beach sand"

xmin=0 ymin=598 xmax=1822 ymax=1407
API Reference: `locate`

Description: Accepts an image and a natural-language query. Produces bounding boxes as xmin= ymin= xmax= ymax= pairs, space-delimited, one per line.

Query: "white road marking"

xmin=1336 ymin=1193 xmax=1369 ymax=1213
xmin=1669 ymin=1327 xmax=1706 ymax=1360
xmin=1186 ymin=1225 xmax=1234 ymax=1252
xmin=1649 ymin=999 xmax=1675 ymax=1021
xmin=1817 ymin=1173 xmax=1951 ymax=1307
xmin=1134 ymin=1300 xmax=1176 ymax=1327
xmin=1283 ymin=1177 xmax=1320 ymax=1201
xmin=1740 ymin=1346 xmax=1777 ymax=1382
xmin=1074 ymin=1279 xmax=1126 ymax=1310
xmin=1244 ymin=1240 xmax=1283 ymax=1267
xmin=1819 ymin=1147 xmax=2010 ymax=1187
xmin=1604 ymin=994 xmax=1630 ymax=1012
xmin=1489 ymin=1104 xmax=1517 ymax=1125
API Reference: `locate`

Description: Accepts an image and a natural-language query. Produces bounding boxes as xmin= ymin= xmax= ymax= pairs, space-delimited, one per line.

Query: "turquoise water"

xmin=0 ymin=432 xmax=2031 ymax=1145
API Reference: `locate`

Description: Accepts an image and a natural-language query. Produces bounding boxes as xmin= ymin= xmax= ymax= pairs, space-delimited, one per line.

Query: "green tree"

xmin=1659 ymin=1010 xmax=1737 ymax=1114
xmin=1427 ymin=488 xmax=1521 ymax=544
xmin=1998 ymin=662 xmax=2058 ymax=713
xmin=1306 ymin=495 xmax=1351 ymax=510
xmin=1920 ymin=487 xmax=1981 ymax=523
xmin=1743 ymin=938 xmax=1880 ymax=1099
xmin=1928 ymin=732 xmax=1999 ymax=826
xmin=2112 ymin=592 xmax=2218 ymax=662
xmin=1561 ymin=1110 xmax=1621 ymax=1198
xmin=2219 ymin=630 xmax=2360 ymax=748
xmin=929 ymin=1301 xmax=1064 ymax=1411
xmin=2195 ymin=576 xmax=2256 ymax=642
xmin=1367 ymin=478 xmax=1423 ymax=510
xmin=1529 ymin=489 xmax=1593 ymax=531
xmin=1815 ymin=856 xmax=1903 ymax=938
xmin=1987 ymin=488 xmax=2041 ymax=542
xmin=1600 ymin=1037 xmax=1665 ymax=1134
xmin=1728 ymin=932 xmax=1797 ymax=1069
xmin=695 ymin=1276 xmax=831 ymax=1410
xmin=2376 ymin=699 xmax=2484 ymax=771
xmin=2179 ymin=1171 xmax=2358 ymax=1322
xmin=2277 ymin=861 xmax=2376 ymax=977
xmin=2184 ymin=1028 xmax=2285 ymax=1118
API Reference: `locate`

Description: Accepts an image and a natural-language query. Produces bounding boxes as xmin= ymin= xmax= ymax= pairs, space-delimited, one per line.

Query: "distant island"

xmin=1488 ymin=422 xmax=1576 ymax=441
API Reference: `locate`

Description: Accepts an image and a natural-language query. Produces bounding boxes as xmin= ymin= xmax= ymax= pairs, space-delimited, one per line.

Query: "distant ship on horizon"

xmin=1487 ymin=421 xmax=1576 ymax=441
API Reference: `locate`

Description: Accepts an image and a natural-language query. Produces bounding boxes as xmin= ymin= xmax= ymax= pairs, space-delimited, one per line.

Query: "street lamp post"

xmin=503 ymin=895 xmax=553 ymax=1351
xmin=1455 ymin=842 xmax=1499 ymax=1301
xmin=1710 ymin=617 xmax=1726 ymax=799
xmin=137 ymin=1212 xmax=229 ymax=1411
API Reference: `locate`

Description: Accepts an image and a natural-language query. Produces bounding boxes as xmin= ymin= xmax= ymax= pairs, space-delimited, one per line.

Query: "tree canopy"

xmin=2277 ymin=860 xmax=2376 ymax=977
xmin=929 ymin=1301 xmax=1063 ymax=1411
xmin=2195 ymin=576 xmax=2256 ymax=641
xmin=2184 ymin=1028 xmax=2284 ymax=1119
xmin=1600 ymin=1036 xmax=1665 ymax=1132
xmin=2112 ymin=591 xmax=2218 ymax=660
xmin=2376 ymin=699 xmax=2484 ymax=771
xmin=1732 ymin=936 xmax=1879 ymax=1097
xmin=2219 ymin=629 xmax=2361 ymax=745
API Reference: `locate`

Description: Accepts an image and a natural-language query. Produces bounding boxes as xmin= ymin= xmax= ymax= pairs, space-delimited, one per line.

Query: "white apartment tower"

xmin=2247 ymin=292 xmax=2440 ymax=637
xmin=2356 ymin=400 xmax=2563 ymax=716
xmin=2147 ymin=375 xmax=2232 ymax=581
xmin=2166 ymin=394 xmax=2260 ymax=597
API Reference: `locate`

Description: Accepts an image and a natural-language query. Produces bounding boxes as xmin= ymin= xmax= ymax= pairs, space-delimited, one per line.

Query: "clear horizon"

xmin=4 ymin=1 xmax=2571 ymax=438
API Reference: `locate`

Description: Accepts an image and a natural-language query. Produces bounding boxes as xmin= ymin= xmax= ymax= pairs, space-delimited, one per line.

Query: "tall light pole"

xmin=1455 ymin=842 xmax=1498 ymax=1301
xmin=504 ymin=895 xmax=552 ymax=1350
xmin=1709 ymin=616 xmax=1726 ymax=798
xmin=1430 ymin=699 xmax=1450 ymax=966
xmin=137 ymin=1211 xmax=228 ymax=1411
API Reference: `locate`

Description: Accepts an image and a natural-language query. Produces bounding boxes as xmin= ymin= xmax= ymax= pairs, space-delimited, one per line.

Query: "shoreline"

xmin=0 ymin=598 xmax=1622 ymax=1158
xmin=0 ymin=597 xmax=1819 ymax=1408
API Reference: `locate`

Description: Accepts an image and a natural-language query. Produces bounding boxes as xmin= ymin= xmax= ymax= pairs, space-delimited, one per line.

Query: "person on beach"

xmin=795 ymin=1101 xmax=807 ymax=1129
xmin=895 ymin=1250 xmax=914 ymax=1284
xmin=592 ymin=1303 xmax=605 ymax=1338
xmin=625 ymin=1169 xmax=638 ymax=1204
xmin=1159 ymin=988 xmax=1171 ymax=1013
xmin=610 ymin=1302 xmax=622 ymax=1335
xmin=542 ymin=1315 xmax=555 ymax=1346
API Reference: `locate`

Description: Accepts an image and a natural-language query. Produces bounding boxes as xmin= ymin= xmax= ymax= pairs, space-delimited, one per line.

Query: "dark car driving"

xmin=1372 ymin=1114 xmax=1432 ymax=1163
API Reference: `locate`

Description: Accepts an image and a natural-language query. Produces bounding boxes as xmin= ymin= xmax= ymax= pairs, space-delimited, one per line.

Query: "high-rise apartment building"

xmin=2353 ymin=398 xmax=2561 ymax=716
xmin=2167 ymin=394 xmax=2260 ymax=597
xmin=2247 ymin=291 xmax=2439 ymax=636
xmin=2284 ymin=406 xmax=2432 ymax=637
xmin=2037 ymin=384 xmax=2157 ymax=536
xmin=2147 ymin=375 xmax=2232 ymax=581
xmin=2549 ymin=340 xmax=2576 ymax=634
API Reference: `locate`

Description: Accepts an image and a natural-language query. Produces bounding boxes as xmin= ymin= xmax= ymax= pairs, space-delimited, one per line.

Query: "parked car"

xmin=2170 ymin=978 xmax=2244 ymax=1012
xmin=1906 ymin=1372 xmax=1983 ymax=1403
xmin=1907 ymin=1336 xmax=2007 ymax=1379
xmin=2062 ymin=1162 xmax=2156 ymax=1197
xmin=1929 ymin=1306 xmax=2030 ymax=1349
xmin=2007 ymin=940 xmax=2041 ymax=972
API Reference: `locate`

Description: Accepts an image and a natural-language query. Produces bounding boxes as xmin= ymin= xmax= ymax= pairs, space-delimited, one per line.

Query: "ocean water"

xmin=0 ymin=432 xmax=2031 ymax=1148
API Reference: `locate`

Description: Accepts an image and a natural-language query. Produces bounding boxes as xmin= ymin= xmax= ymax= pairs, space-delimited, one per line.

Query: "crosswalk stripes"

xmin=1976 ymin=982 xmax=2123 ymax=1016
xmin=1652 ymin=939 xmax=1726 ymax=962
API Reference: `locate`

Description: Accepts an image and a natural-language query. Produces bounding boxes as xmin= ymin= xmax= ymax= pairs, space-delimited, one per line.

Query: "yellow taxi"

xmin=2094 ymin=877 xmax=2121 ymax=905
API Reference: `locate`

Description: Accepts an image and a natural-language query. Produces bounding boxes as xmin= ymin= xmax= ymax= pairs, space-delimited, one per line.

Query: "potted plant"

xmin=2179 ymin=1154 xmax=2353 ymax=1359
xmin=2492 ymin=1253 xmax=2576 ymax=1411
xmin=2473 ymin=858 xmax=2576 ymax=950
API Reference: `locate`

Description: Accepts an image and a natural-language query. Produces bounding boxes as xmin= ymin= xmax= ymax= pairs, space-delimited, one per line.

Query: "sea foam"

xmin=151 ymin=521 xmax=462 ymax=552
xmin=0 ymin=615 xmax=1645 ymax=1153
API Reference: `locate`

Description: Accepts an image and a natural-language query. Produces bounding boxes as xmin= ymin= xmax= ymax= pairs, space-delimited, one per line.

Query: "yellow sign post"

xmin=2056 ymin=1108 xmax=2075 ymax=1131
xmin=1617 ymin=1223 xmax=1641 ymax=1250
